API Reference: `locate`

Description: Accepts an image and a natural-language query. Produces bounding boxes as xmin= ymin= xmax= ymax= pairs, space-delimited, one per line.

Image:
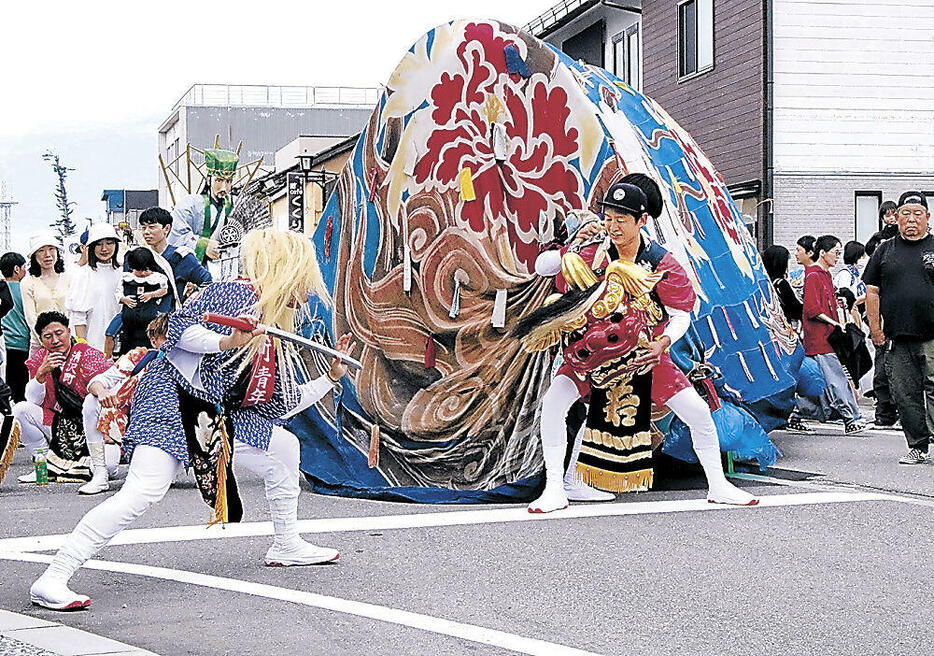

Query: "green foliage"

xmin=42 ymin=150 xmax=76 ymax=242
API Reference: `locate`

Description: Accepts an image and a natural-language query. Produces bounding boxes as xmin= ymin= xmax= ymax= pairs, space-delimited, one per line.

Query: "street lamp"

xmin=298 ymin=152 xmax=314 ymax=173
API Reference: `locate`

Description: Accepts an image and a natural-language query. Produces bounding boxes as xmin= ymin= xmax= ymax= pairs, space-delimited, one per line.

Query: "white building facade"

xmin=524 ymin=0 xmax=643 ymax=91
xmin=771 ymin=0 xmax=934 ymax=247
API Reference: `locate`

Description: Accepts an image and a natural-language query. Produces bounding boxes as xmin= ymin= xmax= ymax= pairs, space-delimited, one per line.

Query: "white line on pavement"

xmin=0 ymin=490 xmax=894 ymax=553
xmin=0 ymin=551 xmax=603 ymax=656
xmin=731 ymin=472 xmax=934 ymax=509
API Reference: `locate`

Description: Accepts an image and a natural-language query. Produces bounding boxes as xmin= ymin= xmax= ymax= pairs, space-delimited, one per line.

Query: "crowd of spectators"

xmin=0 ymin=207 xmax=211 ymax=492
xmin=1 ymin=191 xmax=931 ymax=495
xmin=766 ymin=191 xmax=934 ymax=465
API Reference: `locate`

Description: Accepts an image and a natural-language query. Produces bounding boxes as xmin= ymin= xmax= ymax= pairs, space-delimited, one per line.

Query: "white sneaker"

xmin=77 ymin=469 xmax=109 ymax=495
xmin=29 ymin=574 xmax=90 ymax=611
xmin=18 ymin=471 xmax=36 ymax=484
xmin=265 ymin=540 xmax=340 ymax=567
xmin=564 ymin=478 xmax=616 ymax=502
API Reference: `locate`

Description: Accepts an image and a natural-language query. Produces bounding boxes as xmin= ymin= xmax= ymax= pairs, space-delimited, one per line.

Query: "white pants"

xmin=540 ymin=375 xmax=580 ymax=454
xmin=12 ymin=401 xmax=52 ymax=455
xmin=13 ymin=398 xmax=121 ymax=472
xmin=541 ymin=375 xmax=730 ymax=490
xmin=55 ymin=427 xmax=301 ymax=565
xmin=234 ymin=428 xmax=301 ymax=500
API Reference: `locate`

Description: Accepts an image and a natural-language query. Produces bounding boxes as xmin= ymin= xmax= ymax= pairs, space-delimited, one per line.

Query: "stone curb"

xmin=0 ymin=610 xmax=160 ymax=656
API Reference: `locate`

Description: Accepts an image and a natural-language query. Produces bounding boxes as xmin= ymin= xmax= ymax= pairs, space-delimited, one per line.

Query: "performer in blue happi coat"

xmin=30 ymin=229 xmax=358 ymax=611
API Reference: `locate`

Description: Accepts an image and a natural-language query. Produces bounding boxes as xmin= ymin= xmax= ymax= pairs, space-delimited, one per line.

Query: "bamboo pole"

xmin=158 ymin=154 xmax=176 ymax=206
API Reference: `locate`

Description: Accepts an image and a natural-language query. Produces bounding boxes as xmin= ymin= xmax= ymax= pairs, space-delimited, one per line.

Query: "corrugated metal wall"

xmin=184 ymin=105 xmax=372 ymax=168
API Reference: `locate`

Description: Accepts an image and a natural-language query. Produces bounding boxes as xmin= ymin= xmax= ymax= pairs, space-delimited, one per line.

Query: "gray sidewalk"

xmin=0 ymin=610 xmax=159 ymax=656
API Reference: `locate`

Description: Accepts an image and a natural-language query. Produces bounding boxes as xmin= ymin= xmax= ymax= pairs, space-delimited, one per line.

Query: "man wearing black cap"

xmin=863 ymin=191 xmax=934 ymax=464
xmin=528 ymin=180 xmax=756 ymax=512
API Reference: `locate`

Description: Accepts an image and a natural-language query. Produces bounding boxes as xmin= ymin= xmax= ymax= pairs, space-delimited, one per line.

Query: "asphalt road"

xmin=1 ymin=420 xmax=932 ymax=656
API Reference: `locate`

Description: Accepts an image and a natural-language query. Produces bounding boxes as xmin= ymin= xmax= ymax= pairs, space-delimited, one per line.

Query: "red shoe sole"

xmin=33 ymin=598 xmax=91 ymax=611
xmin=527 ymin=505 xmax=568 ymax=514
xmin=708 ymin=498 xmax=760 ymax=506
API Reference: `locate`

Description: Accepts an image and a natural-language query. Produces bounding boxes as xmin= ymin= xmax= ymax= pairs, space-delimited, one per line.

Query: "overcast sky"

xmin=0 ymin=0 xmax=557 ymax=251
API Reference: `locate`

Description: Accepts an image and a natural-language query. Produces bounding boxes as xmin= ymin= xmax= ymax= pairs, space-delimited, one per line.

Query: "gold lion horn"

xmin=592 ymin=260 xmax=666 ymax=319
xmin=561 ymin=252 xmax=599 ymax=291
xmin=604 ymin=260 xmax=664 ymax=297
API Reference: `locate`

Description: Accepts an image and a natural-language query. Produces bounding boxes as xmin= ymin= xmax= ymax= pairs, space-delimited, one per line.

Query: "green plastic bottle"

xmin=34 ymin=448 xmax=48 ymax=486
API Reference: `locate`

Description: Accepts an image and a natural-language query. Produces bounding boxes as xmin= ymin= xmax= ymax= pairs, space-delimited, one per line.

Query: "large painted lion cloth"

xmin=289 ymin=20 xmax=802 ymax=503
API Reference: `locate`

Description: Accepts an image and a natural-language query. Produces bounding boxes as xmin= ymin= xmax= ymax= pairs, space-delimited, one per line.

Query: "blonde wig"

xmin=236 ymin=228 xmax=331 ymax=374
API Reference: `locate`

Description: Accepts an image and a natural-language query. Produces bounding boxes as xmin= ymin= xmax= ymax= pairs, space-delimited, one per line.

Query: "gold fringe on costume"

xmin=209 ymin=416 xmax=233 ymax=527
xmin=0 ymin=417 xmax=20 ymax=484
xmin=575 ymin=464 xmax=653 ymax=493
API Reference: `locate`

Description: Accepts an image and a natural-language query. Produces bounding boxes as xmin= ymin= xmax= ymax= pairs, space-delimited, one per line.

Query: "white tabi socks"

xmin=78 ymin=441 xmax=110 ymax=495
xmin=529 ymin=375 xmax=576 ymax=513
xmin=666 ymin=388 xmax=758 ymax=506
xmin=30 ymin=538 xmax=93 ymax=611
xmin=265 ymin=496 xmax=340 ymax=566
xmin=528 ymin=438 xmax=570 ymax=513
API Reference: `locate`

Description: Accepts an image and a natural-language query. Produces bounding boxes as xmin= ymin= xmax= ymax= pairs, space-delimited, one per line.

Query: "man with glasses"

xmin=864 ymin=191 xmax=934 ymax=464
xmin=802 ymin=235 xmax=866 ymax=434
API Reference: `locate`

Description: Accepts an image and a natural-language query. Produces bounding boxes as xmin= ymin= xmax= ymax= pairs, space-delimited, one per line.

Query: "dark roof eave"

xmin=310 ymin=133 xmax=359 ymax=166
xmin=525 ymin=0 xmax=642 ymax=39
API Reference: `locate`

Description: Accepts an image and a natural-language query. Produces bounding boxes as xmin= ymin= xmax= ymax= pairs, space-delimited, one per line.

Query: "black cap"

xmin=600 ymin=182 xmax=648 ymax=216
xmin=897 ymin=191 xmax=928 ymax=210
xmin=620 ymin=173 xmax=663 ymax=219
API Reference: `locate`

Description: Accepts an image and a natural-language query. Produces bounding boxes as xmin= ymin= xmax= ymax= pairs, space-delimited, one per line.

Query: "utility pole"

xmin=0 ymin=182 xmax=16 ymax=252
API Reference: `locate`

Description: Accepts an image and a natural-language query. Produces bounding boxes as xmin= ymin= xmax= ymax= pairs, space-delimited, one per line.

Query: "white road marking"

xmin=732 ymin=472 xmax=934 ymax=509
xmin=0 ymin=490 xmax=895 ymax=553
xmin=0 ymin=551 xmax=603 ymax=656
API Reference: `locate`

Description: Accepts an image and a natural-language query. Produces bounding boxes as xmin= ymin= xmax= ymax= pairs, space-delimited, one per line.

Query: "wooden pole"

xmin=158 ymin=154 xmax=176 ymax=206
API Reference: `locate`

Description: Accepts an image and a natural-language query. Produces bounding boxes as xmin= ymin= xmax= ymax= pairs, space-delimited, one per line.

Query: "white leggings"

xmin=57 ymin=427 xmax=301 ymax=565
xmin=13 ymin=399 xmax=120 ymax=472
xmin=541 ymin=374 xmax=728 ymax=486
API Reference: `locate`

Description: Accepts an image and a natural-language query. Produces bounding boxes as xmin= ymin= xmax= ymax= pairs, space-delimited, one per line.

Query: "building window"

xmin=563 ymin=20 xmax=605 ymax=68
xmin=855 ymin=191 xmax=881 ymax=243
xmin=613 ymin=24 xmax=641 ymax=91
xmin=679 ymin=0 xmax=714 ymax=79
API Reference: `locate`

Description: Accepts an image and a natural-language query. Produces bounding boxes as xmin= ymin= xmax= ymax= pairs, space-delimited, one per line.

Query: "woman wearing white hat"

xmin=21 ymin=232 xmax=71 ymax=354
xmin=66 ymin=224 xmax=122 ymax=351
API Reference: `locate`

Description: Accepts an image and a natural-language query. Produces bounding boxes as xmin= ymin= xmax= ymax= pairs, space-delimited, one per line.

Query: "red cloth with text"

xmin=26 ymin=343 xmax=115 ymax=426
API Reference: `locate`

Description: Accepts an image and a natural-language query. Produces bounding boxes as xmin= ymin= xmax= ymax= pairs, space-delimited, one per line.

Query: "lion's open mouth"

xmin=588 ymin=350 xmax=641 ymax=388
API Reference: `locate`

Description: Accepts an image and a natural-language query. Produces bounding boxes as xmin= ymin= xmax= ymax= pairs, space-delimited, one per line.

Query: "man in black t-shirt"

xmin=863 ymin=191 xmax=934 ymax=465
